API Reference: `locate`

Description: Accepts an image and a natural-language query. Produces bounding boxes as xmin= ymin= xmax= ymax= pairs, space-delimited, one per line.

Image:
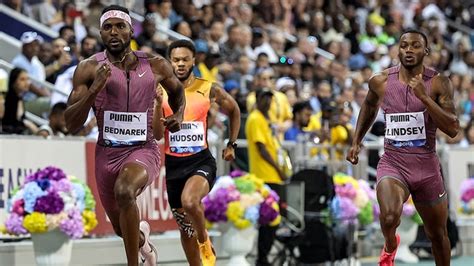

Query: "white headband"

xmin=100 ymin=10 xmax=132 ymax=27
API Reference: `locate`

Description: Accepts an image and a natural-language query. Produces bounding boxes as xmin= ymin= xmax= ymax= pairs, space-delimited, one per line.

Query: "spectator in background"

xmin=246 ymin=68 xmax=293 ymax=137
xmin=38 ymin=41 xmax=53 ymax=66
xmin=246 ymin=88 xmax=287 ymax=266
xmin=37 ymin=102 xmax=67 ymax=137
xmin=220 ymin=24 xmax=242 ymax=63
xmin=29 ymin=0 xmax=56 ymax=26
xmin=136 ymin=16 xmax=168 ymax=56
xmin=51 ymin=2 xmax=87 ymax=44
xmin=11 ymin=31 xmax=50 ymax=117
xmin=4 ymin=0 xmax=32 ymax=18
xmin=309 ymin=80 xmax=332 ymax=114
xmin=147 ymin=0 xmax=172 ymax=41
xmin=2 ymin=68 xmax=38 ymax=134
xmin=79 ymin=35 xmax=99 ymax=60
xmin=173 ymin=20 xmax=193 ymax=39
xmin=284 ymin=101 xmax=312 ymax=141
xmin=45 ymin=37 xmax=72 ymax=84
xmin=460 ymin=119 xmax=474 ymax=147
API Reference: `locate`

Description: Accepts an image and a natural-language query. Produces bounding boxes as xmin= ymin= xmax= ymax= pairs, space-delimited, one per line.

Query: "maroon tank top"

xmin=382 ymin=65 xmax=438 ymax=154
xmin=93 ymin=51 xmax=157 ymax=147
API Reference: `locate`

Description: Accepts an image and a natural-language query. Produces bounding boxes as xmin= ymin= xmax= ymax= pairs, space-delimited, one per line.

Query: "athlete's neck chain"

xmin=104 ymin=50 xmax=134 ymax=65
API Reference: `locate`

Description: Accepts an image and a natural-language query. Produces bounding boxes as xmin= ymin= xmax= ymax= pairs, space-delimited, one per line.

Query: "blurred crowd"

xmin=0 ymin=0 xmax=473 ymax=152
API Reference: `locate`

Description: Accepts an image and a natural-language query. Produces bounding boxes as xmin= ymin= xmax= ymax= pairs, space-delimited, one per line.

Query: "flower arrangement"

xmin=2 ymin=166 xmax=98 ymax=239
xmin=459 ymin=177 xmax=474 ymax=215
xmin=202 ymin=170 xmax=281 ymax=230
xmin=330 ymin=173 xmax=422 ymax=225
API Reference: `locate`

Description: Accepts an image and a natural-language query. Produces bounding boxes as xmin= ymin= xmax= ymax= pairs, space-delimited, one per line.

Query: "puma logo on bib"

xmin=103 ymin=110 xmax=147 ymax=145
xmin=169 ymin=121 xmax=205 ymax=154
xmin=385 ymin=111 xmax=426 ymax=147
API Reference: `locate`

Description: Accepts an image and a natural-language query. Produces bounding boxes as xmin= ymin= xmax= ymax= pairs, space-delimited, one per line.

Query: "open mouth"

xmin=109 ymin=39 xmax=121 ymax=46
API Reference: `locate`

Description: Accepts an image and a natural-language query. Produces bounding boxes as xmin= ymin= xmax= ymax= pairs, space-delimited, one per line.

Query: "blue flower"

xmin=23 ymin=182 xmax=47 ymax=213
xmin=37 ymin=179 xmax=51 ymax=191
xmin=244 ymin=205 xmax=260 ymax=225
xmin=72 ymin=183 xmax=85 ymax=212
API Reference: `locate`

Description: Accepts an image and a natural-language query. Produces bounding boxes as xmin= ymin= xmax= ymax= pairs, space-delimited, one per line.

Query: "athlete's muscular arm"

xmin=65 ymin=59 xmax=110 ymax=134
xmin=408 ymin=74 xmax=459 ymax=138
xmin=210 ymin=83 xmax=241 ymax=160
xmin=152 ymin=85 xmax=164 ymax=140
xmin=149 ymin=56 xmax=185 ymax=133
xmin=347 ymin=72 xmax=386 ymax=164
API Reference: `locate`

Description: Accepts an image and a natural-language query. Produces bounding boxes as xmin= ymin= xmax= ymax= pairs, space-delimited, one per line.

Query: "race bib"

xmin=169 ymin=121 xmax=206 ymax=154
xmin=385 ymin=111 xmax=426 ymax=147
xmin=103 ymin=111 xmax=147 ymax=145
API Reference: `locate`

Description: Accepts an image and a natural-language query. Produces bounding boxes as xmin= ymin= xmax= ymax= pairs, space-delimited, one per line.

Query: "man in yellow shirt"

xmin=246 ymin=88 xmax=287 ymax=265
xmin=246 ymin=68 xmax=292 ymax=137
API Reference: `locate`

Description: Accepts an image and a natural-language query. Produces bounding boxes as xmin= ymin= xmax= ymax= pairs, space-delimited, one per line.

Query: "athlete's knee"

xmin=172 ymin=208 xmax=195 ymax=238
xmin=181 ymin=196 xmax=200 ymax=214
xmin=425 ymin=225 xmax=448 ymax=243
xmin=114 ymin=181 xmax=136 ymax=207
xmin=380 ymin=211 xmax=401 ymax=229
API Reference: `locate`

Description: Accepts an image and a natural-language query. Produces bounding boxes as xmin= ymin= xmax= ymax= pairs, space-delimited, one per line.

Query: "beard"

xmin=104 ymin=39 xmax=131 ymax=56
xmin=176 ymin=68 xmax=193 ymax=82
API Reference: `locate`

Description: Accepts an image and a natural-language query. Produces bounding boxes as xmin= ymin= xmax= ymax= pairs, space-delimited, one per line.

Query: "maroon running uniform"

xmin=93 ymin=51 xmax=161 ymax=213
xmin=377 ymin=66 xmax=445 ymax=203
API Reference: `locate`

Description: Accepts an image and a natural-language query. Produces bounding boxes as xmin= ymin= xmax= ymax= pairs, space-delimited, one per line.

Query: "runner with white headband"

xmin=65 ymin=4 xmax=186 ymax=266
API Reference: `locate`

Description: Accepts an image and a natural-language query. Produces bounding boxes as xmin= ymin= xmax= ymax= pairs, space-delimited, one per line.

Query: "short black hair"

xmin=102 ymin=5 xmax=130 ymax=15
xmin=50 ymin=102 xmax=67 ymax=116
xmin=255 ymin=88 xmax=273 ymax=100
xmin=400 ymin=28 xmax=428 ymax=47
xmin=292 ymin=101 xmax=312 ymax=117
xmin=167 ymin=39 xmax=195 ymax=58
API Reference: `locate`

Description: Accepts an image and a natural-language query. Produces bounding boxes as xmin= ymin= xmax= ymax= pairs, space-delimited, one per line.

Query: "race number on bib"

xmin=169 ymin=122 xmax=206 ymax=154
xmin=103 ymin=111 xmax=147 ymax=144
xmin=385 ymin=111 xmax=426 ymax=147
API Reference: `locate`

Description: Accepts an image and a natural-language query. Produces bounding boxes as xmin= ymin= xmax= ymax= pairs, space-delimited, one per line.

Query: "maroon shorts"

xmin=376 ymin=151 xmax=446 ymax=203
xmin=95 ymin=140 xmax=161 ymax=213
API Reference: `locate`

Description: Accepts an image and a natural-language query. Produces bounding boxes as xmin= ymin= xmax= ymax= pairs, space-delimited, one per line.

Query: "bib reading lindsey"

xmin=385 ymin=111 xmax=426 ymax=147
xmin=169 ymin=121 xmax=206 ymax=154
xmin=103 ymin=110 xmax=147 ymax=145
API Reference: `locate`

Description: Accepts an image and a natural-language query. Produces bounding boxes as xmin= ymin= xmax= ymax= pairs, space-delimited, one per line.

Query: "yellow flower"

xmin=234 ymin=219 xmax=252 ymax=229
xmin=82 ymin=210 xmax=98 ymax=233
xmin=0 ymin=224 xmax=6 ymax=234
xmin=226 ymin=201 xmax=244 ymax=222
xmin=260 ymin=187 xmax=270 ymax=198
xmin=333 ymin=173 xmax=359 ymax=189
xmin=23 ymin=212 xmax=47 ymax=233
xmin=269 ymin=215 xmax=281 ymax=227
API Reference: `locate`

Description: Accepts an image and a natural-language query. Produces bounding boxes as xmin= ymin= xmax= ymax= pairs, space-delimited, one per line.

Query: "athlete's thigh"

xmin=414 ymin=199 xmax=448 ymax=235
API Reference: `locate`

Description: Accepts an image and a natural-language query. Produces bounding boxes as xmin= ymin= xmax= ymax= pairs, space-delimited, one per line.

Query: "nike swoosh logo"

xmin=197 ymin=91 xmax=205 ymax=96
xmin=197 ymin=170 xmax=209 ymax=176
xmin=138 ymin=71 xmax=147 ymax=78
xmin=439 ymin=191 xmax=446 ymax=198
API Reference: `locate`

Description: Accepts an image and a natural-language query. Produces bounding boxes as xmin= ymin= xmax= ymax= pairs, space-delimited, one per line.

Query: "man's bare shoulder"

xmin=146 ymin=53 xmax=167 ymax=65
xmin=77 ymin=56 xmax=99 ymax=71
xmin=368 ymin=70 xmax=389 ymax=88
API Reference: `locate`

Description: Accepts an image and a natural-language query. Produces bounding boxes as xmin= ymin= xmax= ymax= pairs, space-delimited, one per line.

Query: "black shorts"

xmin=165 ymin=149 xmax=217 ymax=208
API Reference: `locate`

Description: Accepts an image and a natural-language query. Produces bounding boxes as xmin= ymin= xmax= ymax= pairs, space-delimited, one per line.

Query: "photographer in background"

xmin=45 ymin=37 xmax=72 ymax=84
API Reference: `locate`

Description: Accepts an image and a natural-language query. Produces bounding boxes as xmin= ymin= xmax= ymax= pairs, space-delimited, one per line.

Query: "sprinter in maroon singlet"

xmin=65 ymin=5 xmax=185 ymax=266
xmin=347 ymin=29 xmax=459 ymax=266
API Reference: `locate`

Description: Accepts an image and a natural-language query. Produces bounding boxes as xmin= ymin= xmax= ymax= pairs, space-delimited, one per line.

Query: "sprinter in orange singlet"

xmin=156 ymin=39 xmax=240 ymax=266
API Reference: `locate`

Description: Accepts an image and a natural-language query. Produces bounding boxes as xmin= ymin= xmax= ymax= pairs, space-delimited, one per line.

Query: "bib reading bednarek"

xmin=169 ymin=121 xmax=206 ymax=154
xmin=385 ymin=111 xmax=426 ymax=147
xmin=103 ymin=110 xmax=147 ymax=145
